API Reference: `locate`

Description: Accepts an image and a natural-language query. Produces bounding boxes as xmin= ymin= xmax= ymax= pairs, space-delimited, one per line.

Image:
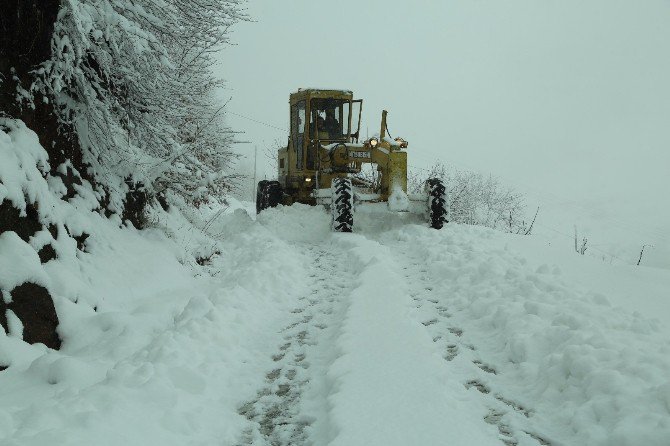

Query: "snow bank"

xmin=0 ymin=211 xmax=315 ymax=445
xmin=0 ymin=232 xmax=49 ymax=291
xmin=383 ymin=223 xmax=670 ymax=445
xmin=0 ymin=121 xmax=309 ymax=444
xmin=255 ymin=203 xmax=332 ymax=243
xmin=492 ymin=232 xmax=670 ymax=338
xmin=0 ymin=121 xmax=49 ymax=212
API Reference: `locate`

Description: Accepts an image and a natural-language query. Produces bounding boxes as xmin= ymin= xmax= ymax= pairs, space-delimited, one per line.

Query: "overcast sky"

xmin=217 ymin=0 xmax=670 ymax=267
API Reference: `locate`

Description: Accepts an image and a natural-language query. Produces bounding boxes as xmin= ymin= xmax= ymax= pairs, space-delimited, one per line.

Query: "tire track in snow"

xmin=235 ymin=243 xmax=354 ymax=446
xmin=393 ymin=238 xmax=555 ymax=446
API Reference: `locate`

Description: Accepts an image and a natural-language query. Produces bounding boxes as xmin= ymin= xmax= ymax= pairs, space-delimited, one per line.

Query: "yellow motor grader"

xmin=256 ymin=88 xmax=448 ymax=232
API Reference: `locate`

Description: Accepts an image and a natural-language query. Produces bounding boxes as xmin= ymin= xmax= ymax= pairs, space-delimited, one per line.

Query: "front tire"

xmin=256 ymin=180 xmax=282 ymax=214
xmin=331 ymin=177 xmax=353 ymax=232
xmin=425 ymin=178 xmax=448 ymax=229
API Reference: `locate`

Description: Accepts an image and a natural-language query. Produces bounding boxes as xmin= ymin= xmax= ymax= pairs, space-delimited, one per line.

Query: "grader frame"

xmin=277 ymin=88 xmax=408 ymax=204
xmin=258 ymin=88 xmax=448 ymax=232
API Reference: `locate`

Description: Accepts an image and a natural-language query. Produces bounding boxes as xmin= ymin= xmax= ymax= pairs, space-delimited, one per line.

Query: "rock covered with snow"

xmin=0 ymin=119 xmax=179 ymax=353
xmin=0 ymin=120 xmax=64 ymax=350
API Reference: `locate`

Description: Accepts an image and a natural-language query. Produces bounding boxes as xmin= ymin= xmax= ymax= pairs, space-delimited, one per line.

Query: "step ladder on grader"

xmin=256 ymin=88 xmax=448 ymax=232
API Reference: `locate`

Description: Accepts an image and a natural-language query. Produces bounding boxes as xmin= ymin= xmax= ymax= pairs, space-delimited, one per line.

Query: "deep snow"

xmin=2 ymin=123 xmax=670 ymax=446
xmin=3 ymin=203 xmax=670 ymax=445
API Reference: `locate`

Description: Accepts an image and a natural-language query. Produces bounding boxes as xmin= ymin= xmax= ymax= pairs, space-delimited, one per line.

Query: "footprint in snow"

xmin=524 ymin=431 xmax=552 ymax=445
xmin=444 ymin=344 xmax=459 ymax=361
xmin=465 ymin=379 xmax=491 ymax=394
xmin=266 ymin=369 xmax=281 ymax=382
xmin=422 ymin=318 xmax=439 ymax=326
xmin=495 ymin=395 xmax=531 ymax=418
xmin=448 ymin=327 xmax=463 ymax=337
xmin=484 ymin=409 xmax=517 ymax=446
xmin=473 ymin=360 xmax=497 ymax=375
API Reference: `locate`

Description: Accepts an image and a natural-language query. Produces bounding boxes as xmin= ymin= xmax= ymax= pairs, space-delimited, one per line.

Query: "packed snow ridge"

xmin=1 ymin=124 xmax=670 ymax=446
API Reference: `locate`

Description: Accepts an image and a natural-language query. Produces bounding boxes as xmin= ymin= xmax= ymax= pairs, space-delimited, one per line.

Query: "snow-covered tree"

xmin=16 ymin=0 xmax=246 ymax=217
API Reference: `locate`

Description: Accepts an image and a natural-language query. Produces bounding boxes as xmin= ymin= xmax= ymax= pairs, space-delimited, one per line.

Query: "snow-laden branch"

xmin=28 ymin=0 xmax=247 ymax=210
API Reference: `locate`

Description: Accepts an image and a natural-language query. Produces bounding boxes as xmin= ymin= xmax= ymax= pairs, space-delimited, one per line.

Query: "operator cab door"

xmin=310 ymin=99 xmax=351 ymax=142
xmin=291 ymin=100 xmax=307 ymax=171
xmin=308 ymin=99 xmax=353 ymax=170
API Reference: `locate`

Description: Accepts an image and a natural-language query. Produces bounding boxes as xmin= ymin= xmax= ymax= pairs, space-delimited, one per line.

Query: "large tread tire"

xmin=425 ymin=178 xmax=448 ymax=229
xmin=256 ymin=180 xmax=282 ymax=214
xmin=256 ymin=180 xmax=269 ymax=214
xmin=265 ymin=181 xmax=282 ymax=208
xmin=331 ymin=177 xmax=353 ymax=232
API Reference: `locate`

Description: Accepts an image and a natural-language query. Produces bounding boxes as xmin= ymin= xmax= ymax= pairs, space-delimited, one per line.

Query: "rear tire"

xmin=331 ymin=177 xmax=353 ymax=232
xmin=256 ymin=180 xmax=282 ymax=214
xmin=425 ymin=178 xmax=448 ymax=229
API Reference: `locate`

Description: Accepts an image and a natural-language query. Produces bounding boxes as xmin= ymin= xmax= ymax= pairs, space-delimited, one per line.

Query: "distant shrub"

xmin=408 ymin=162 xmax=533 ymax=234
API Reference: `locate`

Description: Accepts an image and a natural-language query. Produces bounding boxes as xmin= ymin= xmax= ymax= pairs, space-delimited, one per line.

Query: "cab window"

xmin=291 ymin=100 xmax=306 ymax=168
xmin=310 ymin=98 xmax=351 ymax=141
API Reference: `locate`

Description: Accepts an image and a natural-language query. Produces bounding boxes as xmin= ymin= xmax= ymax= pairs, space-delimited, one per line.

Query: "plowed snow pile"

xmin=1 ymin=123 xmax=669 ymax=445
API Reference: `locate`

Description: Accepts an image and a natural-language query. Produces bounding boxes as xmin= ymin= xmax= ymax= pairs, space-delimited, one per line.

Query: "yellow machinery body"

xmin=277 ymin=88 xmax=408 ymax=205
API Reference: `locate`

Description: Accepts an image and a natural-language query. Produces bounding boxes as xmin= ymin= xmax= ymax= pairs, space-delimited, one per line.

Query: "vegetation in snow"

xmin=4 ymin=0 xmax=246 ymax=214
xmin=408 ymin=162 xmax=530 ymax=234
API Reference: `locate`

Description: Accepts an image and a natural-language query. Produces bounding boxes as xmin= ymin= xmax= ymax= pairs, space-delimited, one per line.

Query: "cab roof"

xmin=290 ymin=88 xmax=353 ymax=103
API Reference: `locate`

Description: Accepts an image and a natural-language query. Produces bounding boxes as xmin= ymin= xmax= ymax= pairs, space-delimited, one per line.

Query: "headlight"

xmin=369 ymin=138 xmax=379 ymax=148
xmin=305 ymin=177 xmax=312 ymax=182
xmin=394 ymin=137 xmax=408 ymax=148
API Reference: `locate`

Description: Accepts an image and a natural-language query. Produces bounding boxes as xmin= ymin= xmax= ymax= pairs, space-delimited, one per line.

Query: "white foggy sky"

xmin=217 ymin=0 xmax=670 ymax=267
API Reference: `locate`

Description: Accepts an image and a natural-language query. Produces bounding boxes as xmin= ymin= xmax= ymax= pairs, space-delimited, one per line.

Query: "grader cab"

xmin=256 ymin=88 xmax=448 ymax=232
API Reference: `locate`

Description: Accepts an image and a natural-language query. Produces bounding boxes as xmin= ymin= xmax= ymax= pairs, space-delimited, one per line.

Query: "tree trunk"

xmin=0 ymin=0 xmax=84 ymax=172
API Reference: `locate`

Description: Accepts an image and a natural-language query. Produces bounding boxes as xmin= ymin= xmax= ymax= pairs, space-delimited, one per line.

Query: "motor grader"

xmin=256 ymin=88 xmax=448 ymax=232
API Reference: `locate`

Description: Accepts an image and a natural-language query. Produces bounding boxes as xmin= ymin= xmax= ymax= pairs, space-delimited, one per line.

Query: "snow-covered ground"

xmin=2 ymin=198 xmax=670 ymax=445
xmin=2 ymin=123 xmax=670 ymax=446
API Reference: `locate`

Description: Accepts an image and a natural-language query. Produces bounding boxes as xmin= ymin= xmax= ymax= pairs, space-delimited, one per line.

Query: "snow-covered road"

xmin=237 ymin=243 xmax=355 ymax=445
xmin=232 ymin=204 xmax=670 ymax=446
xmin=233 ymin=208 xmax=545 ymax=446
xmin=2 ymin=202 xmax=669 ymax=445
xmin=234 ymin=232 xmax=496 ymax=446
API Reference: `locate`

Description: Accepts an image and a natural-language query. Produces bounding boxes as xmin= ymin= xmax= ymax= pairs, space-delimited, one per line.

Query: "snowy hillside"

xmin=1 ymin=125 xmax=669 ymax=446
